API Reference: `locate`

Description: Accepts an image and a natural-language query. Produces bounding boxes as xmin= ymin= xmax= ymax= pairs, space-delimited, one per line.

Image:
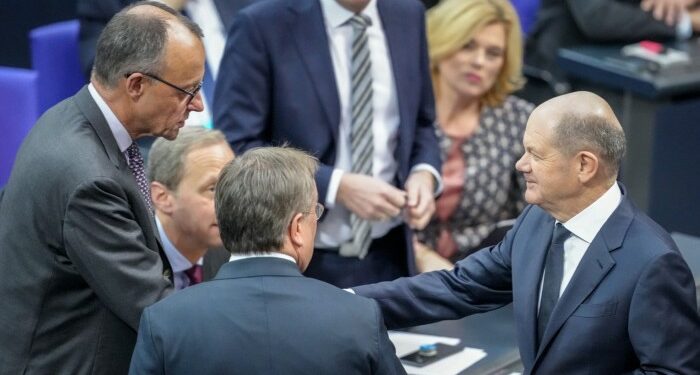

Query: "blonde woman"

xmin=416 ymin=0 xmax=534 ymax=271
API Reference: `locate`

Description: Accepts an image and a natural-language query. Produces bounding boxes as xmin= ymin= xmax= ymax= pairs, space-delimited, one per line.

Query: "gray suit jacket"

xmin=0 ymin=86 xmax=173 ymax=375
xmin=129 ymin=257 xmax=406 ymax=375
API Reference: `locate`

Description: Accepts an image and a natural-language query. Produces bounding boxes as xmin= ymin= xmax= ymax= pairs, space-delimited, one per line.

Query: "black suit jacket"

xmin=129 ymin=257 xmax=405 ymax=375
xmin=0 ymin=86 xmax=173 ymax=374
xmin=526 ymin=0 xmax=677 ymax=82
xmin=77 ymin=0 xmax=252 ymax=78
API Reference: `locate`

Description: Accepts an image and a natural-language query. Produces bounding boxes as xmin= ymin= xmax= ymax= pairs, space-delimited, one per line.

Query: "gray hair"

xmin=215 ymin=147 xmax=319 ymax=254
xmin=93 ymin=1 xmax=203 ymax=87
xmin=147 ymin=127 xmax=228 ymax=189
xmin=553 ymin=113 xmax=626 ymax=179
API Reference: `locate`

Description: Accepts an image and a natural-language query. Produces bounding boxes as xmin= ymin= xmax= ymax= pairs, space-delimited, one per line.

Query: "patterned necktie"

xmin=184 ymin=264 xmax=203 ymax=286
xmin=126 ymin=142 xmax=153 ymax=213
xmin=339 ymin=14 xmax=374 ymax=259
xmin=537 ymin=223 xmax=571 ymax=347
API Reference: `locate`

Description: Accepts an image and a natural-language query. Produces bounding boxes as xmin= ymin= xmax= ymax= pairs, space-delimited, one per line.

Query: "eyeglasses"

xmin=306 ymin=203 xmax=325 ymax=221
xmin=125 ymin=72 xmax=202 ymax=105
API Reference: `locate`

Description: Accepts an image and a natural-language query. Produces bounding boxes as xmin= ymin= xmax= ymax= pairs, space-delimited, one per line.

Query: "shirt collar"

xmin=561 ymin=182 xmax=623 ymax=243
xmin=156 ymin=216 xmax=202 ymax=273
xmin=87 ymin=83 xmax=133 ymax=153
xmin=320 ymin=0 xmax=379 ymax=29
xmin=229 ymin=252 xmax=297 ymax=264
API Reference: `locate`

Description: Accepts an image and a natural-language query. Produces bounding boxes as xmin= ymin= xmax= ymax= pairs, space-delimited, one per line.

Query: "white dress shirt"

xmin=538 ymin=182 xmax=623 ymax=310
xmin=156 ymin=217 xmax=203 ymax=291
xmin=230 ymin=252 xmax=297 ymax=264
xmin=88 ymin=83 xmax=132 ymax=160
xmin=316 ymin=0 xmax=440 ymax=249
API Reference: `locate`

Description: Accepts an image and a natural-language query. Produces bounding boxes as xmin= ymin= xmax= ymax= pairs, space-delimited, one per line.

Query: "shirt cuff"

xmin=676 ymin=12 xmax=692 ymax=40
xmin=410 ymin=163 xmax=443 ymax=196
xmin=325 ymin=168 xmax=345 ymax=209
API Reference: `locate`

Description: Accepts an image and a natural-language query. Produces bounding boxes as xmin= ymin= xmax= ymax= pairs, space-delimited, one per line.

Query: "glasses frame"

xmin=124 ymin=72 xmax=202 ymax=105
xmin=306 ymin=202 xmax=325 ymax=221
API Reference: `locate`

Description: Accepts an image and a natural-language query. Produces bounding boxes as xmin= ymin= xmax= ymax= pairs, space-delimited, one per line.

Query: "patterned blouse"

xmin=418 ymin=96 xmax=534 ymax=259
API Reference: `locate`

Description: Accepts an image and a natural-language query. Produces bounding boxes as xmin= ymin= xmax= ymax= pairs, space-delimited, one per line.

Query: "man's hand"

xmin=641 ymin=0 xmax=695 ymax=26
xmin=404 ymin=170 xmax=436 ymax=230
xmin=414 ymin=238 xmax=453 ymax=273
xmin=337 ymin=173 xmax=407 ymax=221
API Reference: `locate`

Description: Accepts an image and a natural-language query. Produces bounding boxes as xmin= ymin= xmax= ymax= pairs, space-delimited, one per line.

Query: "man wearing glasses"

xmin=0 ymin=2 xmax=204 ymax=374
xmin=130 ymin=147 xmax=405 ymax=375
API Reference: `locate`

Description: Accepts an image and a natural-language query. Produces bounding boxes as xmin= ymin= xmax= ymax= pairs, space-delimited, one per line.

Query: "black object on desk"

xmin=406 ymin=304 xmax=521 ymax=375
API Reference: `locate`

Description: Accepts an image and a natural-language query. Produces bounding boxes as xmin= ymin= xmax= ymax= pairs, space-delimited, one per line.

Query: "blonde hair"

xmin=427 ymin=0 xmax=524 ymax=107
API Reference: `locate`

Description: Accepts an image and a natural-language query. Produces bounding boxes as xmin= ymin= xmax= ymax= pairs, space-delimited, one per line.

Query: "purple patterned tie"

xmin=126 ymin=142 xmax=153 ymax=212
xmin=184 ymin=264 xmax=203 ymax=286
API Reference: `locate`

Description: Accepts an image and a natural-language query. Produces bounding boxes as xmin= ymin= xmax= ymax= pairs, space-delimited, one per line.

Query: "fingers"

xmin=406 ymin=187 xmax=435 ymax=230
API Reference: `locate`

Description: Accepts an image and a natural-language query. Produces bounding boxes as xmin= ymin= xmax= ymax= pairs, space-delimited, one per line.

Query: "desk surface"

xmin=557 ymin=40 xmax=700 ymax=98
xmin=406 ymin=304 xmax=520 ymax=375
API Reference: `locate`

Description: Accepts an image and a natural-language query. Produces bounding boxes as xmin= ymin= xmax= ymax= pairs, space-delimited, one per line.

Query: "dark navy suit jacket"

xmin=213 ymin=0 xmax=440 ymax=203
xmin=355 ymin=188 xmax=700 ymax=374
xmin=129 ymin=257 xmax=406 ymax=375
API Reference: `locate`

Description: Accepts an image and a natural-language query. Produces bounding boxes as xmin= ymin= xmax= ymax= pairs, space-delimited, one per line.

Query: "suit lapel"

xmin=288 ymin=0 xmax=340 ymax=141
xmin=513 ymin=213 xmax=555 ymax=367
xmin=73 ymin=86 xmax=171 ymax=277
xmin=534 ymin=197 xmax=634 ymax=364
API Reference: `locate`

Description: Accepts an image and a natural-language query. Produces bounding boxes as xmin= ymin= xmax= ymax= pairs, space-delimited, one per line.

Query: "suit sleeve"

xmin=354 ymin=207 xmax=530 ymax=329
xmin=628 ymin=251 xmax=700 ymax=374
xmin=129 ymin=308 xmax=164 ymax=375
xmin=62 ymin=178 xmax=172 ymax=330
xmin=566 ymin=0 xmax=676 ymax=42
xmin=370 ymin=301 xmax=406 ymax=375
xmin=408 ymin=5 xmax=441 ymax=173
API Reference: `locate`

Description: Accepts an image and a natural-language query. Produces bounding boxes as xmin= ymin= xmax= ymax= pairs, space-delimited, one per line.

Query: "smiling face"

xmin=515 ymin=109 xmax=581 ymax=217
xmin=168 ymin=142 xmax=234 ymax=249
xmin=436 ymin=22 xmax=506 ymax=103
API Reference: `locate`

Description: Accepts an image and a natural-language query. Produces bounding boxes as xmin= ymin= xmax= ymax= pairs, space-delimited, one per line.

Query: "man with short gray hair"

xmin=354 ymin=91 xmax=700 ymax=374
xmin=0 ymin=2 xmax=206 ymax=373
xmin=130 ymin=147 xmax=406 ymax=375
xmin=148 ymin=127 xmax=233 ymax=290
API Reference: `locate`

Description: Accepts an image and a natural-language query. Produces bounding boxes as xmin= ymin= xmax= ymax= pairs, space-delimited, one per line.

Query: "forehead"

xmin=182 ymin=143 xmax=233 ymax=174
xmin=523 ymin=109 xmax=556 ymax=147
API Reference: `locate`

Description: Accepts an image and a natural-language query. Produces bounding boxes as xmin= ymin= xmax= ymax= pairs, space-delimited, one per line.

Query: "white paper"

xmin=389 ymin=331 xmax=487 ymax=375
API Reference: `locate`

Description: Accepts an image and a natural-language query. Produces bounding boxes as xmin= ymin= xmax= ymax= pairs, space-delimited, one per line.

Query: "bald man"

xmin=0 ymin=2 xmax=205 ymax=374
xmin=354 ymin=92 xmax=700 ymax=374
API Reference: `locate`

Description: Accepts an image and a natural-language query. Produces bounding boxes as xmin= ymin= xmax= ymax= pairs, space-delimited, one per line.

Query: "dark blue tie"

xmin=537 ymin=223 xmax=570 ymax=347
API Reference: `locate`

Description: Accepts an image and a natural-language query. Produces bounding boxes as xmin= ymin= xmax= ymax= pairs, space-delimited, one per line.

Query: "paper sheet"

xmin=389 ymin=331 xmax=487 ymax=375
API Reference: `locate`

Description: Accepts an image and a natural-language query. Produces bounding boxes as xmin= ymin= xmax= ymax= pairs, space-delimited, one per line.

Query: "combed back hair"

xmin=427 ymin=0 xmax=524 ymax=106
xmin=93 ymin=0 xmax=203 ymax=87
xmin=147 ymin=127 xmax=228 ymax=189
xmin=553 ymin=113 xmax=626 ymax=179
xmin=215 ymin=147 xmax=319 ymax=254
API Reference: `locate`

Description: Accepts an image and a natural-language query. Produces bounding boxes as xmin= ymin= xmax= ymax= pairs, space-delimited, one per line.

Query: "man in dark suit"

xmin=0 ymin=2 xmax=206 ymax=374
xmin=523 ymin=0 xmax=700 ymax=103
xmin=147 ymin=126 xmax=234 ymax=289
xmin=129 ymin=147 xmax=406 ymax=375
xmin=214 ymin=0 xmax=442 ymax=288
xmin=354 ymin=91 xmax=700 ymax=374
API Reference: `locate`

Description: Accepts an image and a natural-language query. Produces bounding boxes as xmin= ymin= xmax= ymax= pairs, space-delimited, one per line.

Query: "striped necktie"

xmin=339 ymin=14 xmax=374 ymax=259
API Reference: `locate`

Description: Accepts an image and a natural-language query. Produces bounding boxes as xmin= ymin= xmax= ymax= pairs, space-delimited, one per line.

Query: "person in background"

xmin=354 ymin=91 xmax=700 ymax=374
xmin=147 ymin=126 xmax=233 ymax=290
xmin=214 ymin=0 xmax=442 ymax=288
xmin=129 ymin=147 xmax=405 ymax=375
xmin=415 ymin=0 xmax=533 ymax=272
xmin=0 ymin=2 xmax=205 ymax=373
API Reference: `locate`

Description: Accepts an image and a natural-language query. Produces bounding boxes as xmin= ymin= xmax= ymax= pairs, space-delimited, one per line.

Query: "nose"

xmin=188 ymin=91 xmax=205 ymax=112
xmin=515 ymin=153 xmax=528 ymax=172
xmin=472 ymin=49 xmax=486 ymax=67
